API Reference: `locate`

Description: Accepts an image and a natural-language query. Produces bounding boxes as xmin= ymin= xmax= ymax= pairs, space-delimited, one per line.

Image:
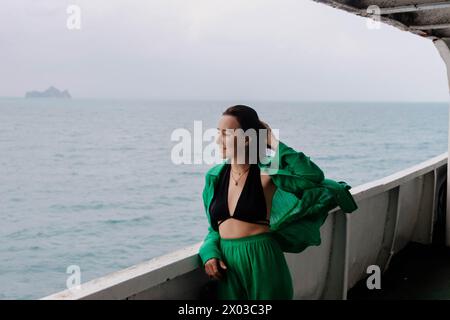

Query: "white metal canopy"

xmin=314 ymin=1 xmax=450 ymax=39
xmin=313 ymin=0 xmax=450 ymax=246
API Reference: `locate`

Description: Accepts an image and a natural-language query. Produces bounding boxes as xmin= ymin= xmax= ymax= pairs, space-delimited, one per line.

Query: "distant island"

xmin=25 ymin=86 xmax=71 ymax=98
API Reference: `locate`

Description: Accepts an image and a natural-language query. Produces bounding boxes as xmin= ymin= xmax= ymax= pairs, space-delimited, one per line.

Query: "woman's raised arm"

xmin=260 ymin=120 xmax=325 ymax=194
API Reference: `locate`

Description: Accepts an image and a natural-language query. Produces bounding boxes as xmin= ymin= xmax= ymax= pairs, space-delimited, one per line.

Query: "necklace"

xmin=230 ymin=165 xmax=250 ymax=186
xmin=231 ymin=164 xmax=250 ymax=175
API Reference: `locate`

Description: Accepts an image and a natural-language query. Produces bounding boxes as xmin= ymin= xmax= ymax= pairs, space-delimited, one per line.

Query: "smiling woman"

xmin=198 ymin=104 xmax=358 ymax=300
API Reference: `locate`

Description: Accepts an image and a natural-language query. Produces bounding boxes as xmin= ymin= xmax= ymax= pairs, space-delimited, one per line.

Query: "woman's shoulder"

xmin=204 ymin=160 xmax=228 ymax=179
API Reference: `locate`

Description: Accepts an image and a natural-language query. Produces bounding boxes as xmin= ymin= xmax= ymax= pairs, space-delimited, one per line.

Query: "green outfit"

xmin=218 ymin=231 xmax=293 ymax=300
xmin=198 ymin=140 xmax=358 ymax=299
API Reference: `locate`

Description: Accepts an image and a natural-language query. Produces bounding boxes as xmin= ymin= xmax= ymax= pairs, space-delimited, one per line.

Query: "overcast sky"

xmin=1 ymin=0 xmax=449 ymax=101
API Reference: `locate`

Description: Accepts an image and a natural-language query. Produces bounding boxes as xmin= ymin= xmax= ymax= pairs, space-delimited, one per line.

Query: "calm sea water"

xmin=0 ymin=98 xmax=448 ymax=299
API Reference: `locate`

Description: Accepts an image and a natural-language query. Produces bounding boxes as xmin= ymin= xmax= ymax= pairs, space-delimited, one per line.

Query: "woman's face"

xmin=216 ymin=115 xmax=244 ymax=159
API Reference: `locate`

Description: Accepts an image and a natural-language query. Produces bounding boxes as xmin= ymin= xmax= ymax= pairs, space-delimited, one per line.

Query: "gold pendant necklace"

xmin=230 ymin=166 xmax=250 ymax=186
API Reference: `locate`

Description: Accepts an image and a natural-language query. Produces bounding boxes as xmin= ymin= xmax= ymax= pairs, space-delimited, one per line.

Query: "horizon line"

xmin=0 ymin=96 xmax=448 ymax=104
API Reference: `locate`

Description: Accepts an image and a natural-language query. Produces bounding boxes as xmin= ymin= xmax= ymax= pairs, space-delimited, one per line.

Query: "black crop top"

xmin=209 ymin=163 xmax=270 ymax=231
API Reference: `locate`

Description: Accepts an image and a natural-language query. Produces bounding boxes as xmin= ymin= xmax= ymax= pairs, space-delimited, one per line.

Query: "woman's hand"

xmin=204 ymin=258 xmax=227 ymax=280
xmin=260 ymin=120 xmax=279 ymax=151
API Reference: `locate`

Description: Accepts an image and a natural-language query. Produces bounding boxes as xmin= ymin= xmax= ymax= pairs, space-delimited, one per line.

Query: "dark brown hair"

xmin=222 ymin=105 xmax=267 ymax=164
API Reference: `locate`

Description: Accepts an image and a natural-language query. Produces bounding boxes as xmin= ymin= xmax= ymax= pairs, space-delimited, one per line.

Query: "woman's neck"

xmin=230 ymin=162 xmax=251 ymax=174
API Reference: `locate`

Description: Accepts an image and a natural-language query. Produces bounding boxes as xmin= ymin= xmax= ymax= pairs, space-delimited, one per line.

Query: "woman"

xmin=198 ymin=105 xmax=358 ymax=300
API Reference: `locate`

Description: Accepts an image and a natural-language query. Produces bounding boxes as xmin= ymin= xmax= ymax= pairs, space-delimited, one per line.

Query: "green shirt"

xmin=198 ymin=140 xmax=358 ymax=266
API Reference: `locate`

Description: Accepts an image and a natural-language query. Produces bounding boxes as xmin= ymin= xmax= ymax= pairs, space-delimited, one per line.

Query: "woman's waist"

xmin=218 ymin=218 xmax=271 ymax=239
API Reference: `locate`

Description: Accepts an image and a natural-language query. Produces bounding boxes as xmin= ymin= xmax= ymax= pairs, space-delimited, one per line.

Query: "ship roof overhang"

xmin=313 ymin=1 xmax=450 ymax=45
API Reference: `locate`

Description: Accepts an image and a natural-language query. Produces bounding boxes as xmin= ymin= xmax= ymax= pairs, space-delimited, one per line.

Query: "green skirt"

xmin=217 ymin=231 xmax=294 ymax=300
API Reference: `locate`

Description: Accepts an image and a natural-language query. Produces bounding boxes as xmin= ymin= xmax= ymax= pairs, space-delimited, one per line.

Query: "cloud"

xmin=0 ymin=0 xmax=447 ymax=101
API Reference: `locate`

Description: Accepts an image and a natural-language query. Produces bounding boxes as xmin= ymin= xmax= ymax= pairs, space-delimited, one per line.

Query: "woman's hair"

xmin=222 ymin=105 xmax=267 ymax=164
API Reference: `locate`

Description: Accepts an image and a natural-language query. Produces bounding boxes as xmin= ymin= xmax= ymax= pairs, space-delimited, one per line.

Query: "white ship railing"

xmin=42 ymin=153 xmax=447 ymax=300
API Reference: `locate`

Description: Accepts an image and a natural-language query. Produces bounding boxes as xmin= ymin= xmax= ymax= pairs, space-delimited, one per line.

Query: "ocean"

xmin=0 ymin=98 xmax=447 ymax=299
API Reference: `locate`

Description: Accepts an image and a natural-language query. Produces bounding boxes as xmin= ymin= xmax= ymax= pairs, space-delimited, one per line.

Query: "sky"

xmin=1 ymin=0 xmax=449 ymax=101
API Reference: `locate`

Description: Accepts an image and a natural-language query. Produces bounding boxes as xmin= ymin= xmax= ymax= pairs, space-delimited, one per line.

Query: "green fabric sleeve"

xmin=271 ymin=189 xmax=338 ymax=252
xmin=266 ymin=140 xmax=349 ymax=253
xmin=271 ymin=218 xmax=322 ymax=253
xmin=198 ymin=174 xmax=223 ymax=266
xmin=198 ymin=226 xmax=223 ymax=266
xmin=268 ymin=140 xmax=325 ymax=193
